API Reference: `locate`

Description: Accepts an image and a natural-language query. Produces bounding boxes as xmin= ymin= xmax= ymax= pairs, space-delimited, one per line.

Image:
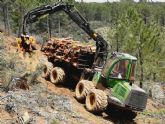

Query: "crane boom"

xmin=22 ymin=1 xmax=109 ymax=68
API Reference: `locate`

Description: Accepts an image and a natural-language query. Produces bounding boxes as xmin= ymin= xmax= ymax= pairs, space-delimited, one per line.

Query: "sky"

xmin=75 ymin=0 xmax=165 ymax=2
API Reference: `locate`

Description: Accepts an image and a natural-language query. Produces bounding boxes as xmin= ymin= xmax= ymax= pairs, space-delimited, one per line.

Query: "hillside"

xmin=0 ymin=33 xmax=165 ymax=124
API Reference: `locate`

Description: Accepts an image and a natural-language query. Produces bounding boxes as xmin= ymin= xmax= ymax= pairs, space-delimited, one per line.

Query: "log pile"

xmin=42 ymin=37 xmax=96 ymax=69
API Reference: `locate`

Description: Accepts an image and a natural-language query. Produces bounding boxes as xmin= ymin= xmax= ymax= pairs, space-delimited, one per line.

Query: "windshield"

xmin=110 ymin=60 xmax=129 ymax=79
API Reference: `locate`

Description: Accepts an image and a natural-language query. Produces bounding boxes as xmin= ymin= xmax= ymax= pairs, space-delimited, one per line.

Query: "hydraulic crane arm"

xmin=23 ymin=1 xmax=109 ymax=68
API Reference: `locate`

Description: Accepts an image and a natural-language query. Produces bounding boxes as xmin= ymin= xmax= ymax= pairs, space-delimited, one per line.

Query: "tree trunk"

xmin=138 ymin=48 xmax=143 ymax=88
xmin=6 ymin=4 xmax=10 ymax=35
xmin=47 ymin=15 xmax=52 ymax=38
xmin=2 ymin=3 xmax=10 ymax=35
xmin=161 ymin=16 xmax=165 ymax=26
xmin=153 ymin=73 xmax=156 ymax=81
xmin=116 ymin=33 xmax=119 ymax=52
xmin=58 ymin=19 xmax=61 ymax=37
xmin=18 ymin=5 xmax=24 ymax=36
xmin=2 ymin=5 xmax=7 ymax=31
xmin=18 ymin=14 xmax=24 ymax=36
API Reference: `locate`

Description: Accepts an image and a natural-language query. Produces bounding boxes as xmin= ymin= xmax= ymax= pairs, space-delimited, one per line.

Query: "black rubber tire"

xmin=50 ymin=67 xmax=65 ymax=84
xmin=41 ymin=62 xmax=53 ymax=78
xmin=86 ymin=89 xmax=108 ymax=113
xmin=127 ymin=111 xmax=137 ymax=120
xmin=106 ymin=105 xmax=137 ymax=120
xmin=75 ymin=80 xmax=95 ymax=101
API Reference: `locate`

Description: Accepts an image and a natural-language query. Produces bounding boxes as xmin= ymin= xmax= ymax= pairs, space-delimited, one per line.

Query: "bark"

xmin=116 ymin=33 xmax=119 ymax=52
xmin=18 ymin=6 xmax=23 ymax=36
xmin=160 ymin=16 xmax=165 ymax=26
xmin=2 ymin=3 xmax=10 ymax=35
xmin=153 ymin=73 xmax=156 ymax=81
xmin=18 ymin=14 xmax=23 ymax=36
xmin=18 ymin=5 xmax=24 ymax=36
xmin=47 ymin=15 xmax=52 ymax=38
xmin=6 ymin=5 xmax=10 ymax=34
xmin=138 ymin=48 xmax=143 ymax=88
xmin=2 ymin=5 xmax=7 ymax=31
xmin=58 ymin=19 xmax=61 ymax=37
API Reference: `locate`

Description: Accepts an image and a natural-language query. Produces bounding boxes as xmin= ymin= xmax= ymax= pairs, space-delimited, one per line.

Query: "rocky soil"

xmin=0 ymin=33 xmax=165 ymax=124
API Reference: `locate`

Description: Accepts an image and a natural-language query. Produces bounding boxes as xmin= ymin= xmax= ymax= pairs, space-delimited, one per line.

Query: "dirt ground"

xmin=0 ymin=34 xmax=165 ymax=124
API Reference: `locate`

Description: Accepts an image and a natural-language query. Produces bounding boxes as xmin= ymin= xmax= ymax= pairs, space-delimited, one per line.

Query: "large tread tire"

xmin=50 ymin=67 xmax=65 ymax=84
xmin=86 ymin=89 xmax=108 ymax=113
xmin=75 ymin=80 xmax=95 ymax=101
xmin=41 ymin=62 xmax=53 ymax=78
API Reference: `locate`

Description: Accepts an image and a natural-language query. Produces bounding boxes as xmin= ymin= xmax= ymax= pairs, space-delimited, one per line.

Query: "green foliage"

xmin=0 ymin=0 xmax=164 ymax=82
xmin=108 ymin=4 xmax=165 ymax=84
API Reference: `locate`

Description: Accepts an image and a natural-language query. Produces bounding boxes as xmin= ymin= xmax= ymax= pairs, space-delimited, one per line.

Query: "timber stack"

xmin=42 ymin=37 xmax=96 ymax=70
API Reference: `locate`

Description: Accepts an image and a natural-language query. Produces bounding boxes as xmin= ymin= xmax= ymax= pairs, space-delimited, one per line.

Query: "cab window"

xmin=110 ymin=60 xmax=129 ymax=79
xmin=129 ymin=61 xmax=136 ymax=81
xmin=102 ymin=59 xmax=113 ymax=77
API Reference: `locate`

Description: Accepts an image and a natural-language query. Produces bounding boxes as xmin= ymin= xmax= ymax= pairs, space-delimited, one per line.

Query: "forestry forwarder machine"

xmin=22 ymin=1 xmax=147 ymax=119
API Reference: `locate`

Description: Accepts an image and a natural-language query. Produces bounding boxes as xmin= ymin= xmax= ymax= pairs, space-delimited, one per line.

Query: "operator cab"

xmin=102 ymin=52 xmax=137 ymax=88
xmin=92 ymin=52 xmax=147 ymax=111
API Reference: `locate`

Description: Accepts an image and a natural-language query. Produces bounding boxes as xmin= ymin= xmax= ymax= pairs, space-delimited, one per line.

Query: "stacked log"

xmin=42 ymin=37 xmax=96 ymax=70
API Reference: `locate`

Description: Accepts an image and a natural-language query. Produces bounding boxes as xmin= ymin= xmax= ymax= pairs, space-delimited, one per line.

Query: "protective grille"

xmin=125 ymin=90 xmax=147 ymax=111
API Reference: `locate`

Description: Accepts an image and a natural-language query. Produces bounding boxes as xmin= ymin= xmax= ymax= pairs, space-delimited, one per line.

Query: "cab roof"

xmin=113 ymin=52 xmax=137 ymax=61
